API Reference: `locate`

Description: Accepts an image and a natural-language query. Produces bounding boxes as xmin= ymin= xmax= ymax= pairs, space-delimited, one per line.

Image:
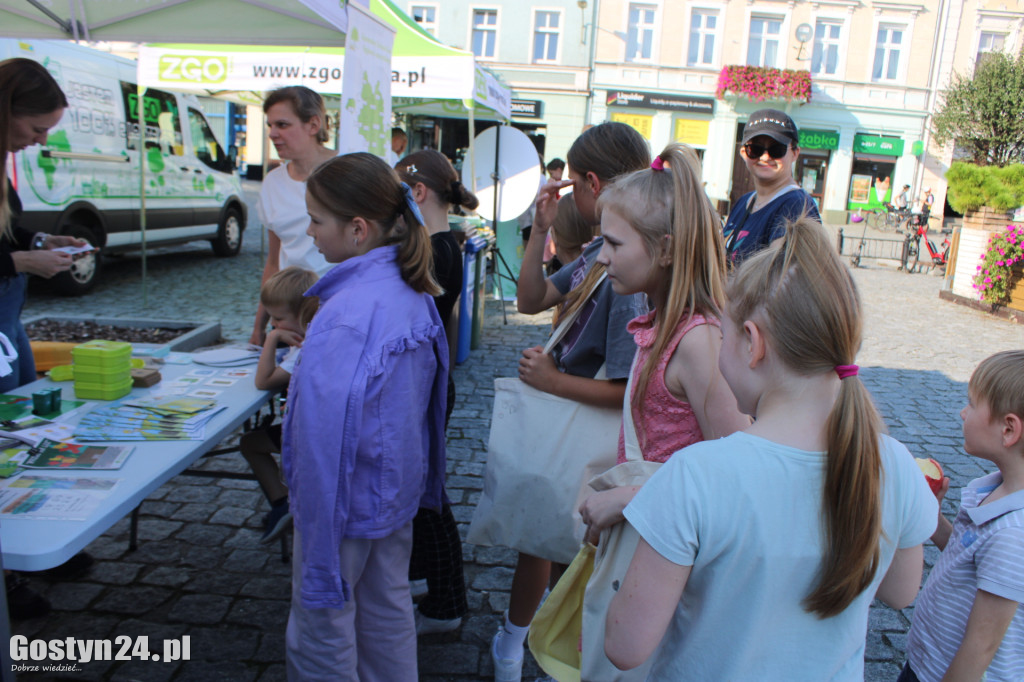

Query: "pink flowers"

xmin=973 ymin=224 xmax=1024 ymax=305
xmin=716 ymin=66 xmax=812 ymax=103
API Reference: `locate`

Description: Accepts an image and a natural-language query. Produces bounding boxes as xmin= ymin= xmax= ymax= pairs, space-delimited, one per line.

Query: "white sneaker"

xmin=491 ymin=628 xmax=524 ymax=682
xmin=415 ymin=609 xmax=462 ymax=635
xmin=409 ymin=578 xmax=428 ymax=599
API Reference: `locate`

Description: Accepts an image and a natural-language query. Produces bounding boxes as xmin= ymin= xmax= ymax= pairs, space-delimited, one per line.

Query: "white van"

xmin=2 ymin=39 xmax=247 ymax=295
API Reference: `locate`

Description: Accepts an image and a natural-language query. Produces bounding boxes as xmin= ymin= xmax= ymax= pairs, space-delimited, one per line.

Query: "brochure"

xmin=21 ymin=439 xmax=133 ymax=470
xmin=0 ymin=474 xmax=119 ymax=521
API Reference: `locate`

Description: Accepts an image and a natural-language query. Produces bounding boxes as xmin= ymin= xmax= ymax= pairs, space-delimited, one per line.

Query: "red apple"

xmin=915 ymin=457 xmax=944 ymax=495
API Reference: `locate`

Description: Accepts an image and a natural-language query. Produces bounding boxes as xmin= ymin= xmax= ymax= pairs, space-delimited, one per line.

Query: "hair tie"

xmin=651 ymin=156 xmax=665 ymax=171
xmin=835 ymin=364 xmax=859 ymax=379
xmin=399 ymin=182 xmax=426 ymax=226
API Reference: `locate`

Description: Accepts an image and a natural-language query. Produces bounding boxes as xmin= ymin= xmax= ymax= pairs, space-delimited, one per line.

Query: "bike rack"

xmin=837 ymin=228 xmax=906 ymax=268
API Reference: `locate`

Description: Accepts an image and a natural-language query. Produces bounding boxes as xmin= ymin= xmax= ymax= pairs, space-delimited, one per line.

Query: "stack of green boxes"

xmin=72 ymin=340 xmax=133 ymax=400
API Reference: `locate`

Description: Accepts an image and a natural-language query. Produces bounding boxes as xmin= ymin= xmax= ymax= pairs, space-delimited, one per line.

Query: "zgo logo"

xmin=159 ymin=55 xmax=228 ymax=84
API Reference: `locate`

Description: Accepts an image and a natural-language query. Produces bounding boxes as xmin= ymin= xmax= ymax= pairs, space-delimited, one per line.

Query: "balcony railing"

xmin=716 ymin=65 xmax=812 ymax=103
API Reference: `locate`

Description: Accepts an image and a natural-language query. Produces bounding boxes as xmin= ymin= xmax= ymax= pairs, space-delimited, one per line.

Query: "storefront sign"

xmin=853 ymin=134 xmax=904 ymax=157
xmin=674 ymin=118 xmax=710 ymax=146
xmin=511 ymin=99 xmax=543 ymax=119
xmin=606 ymin=90 xmax=714 ymax=114
xmin=610 ymin=112 xmax=653 ymax=140
xmin=799 ymin=129 xmax=839 ymax=151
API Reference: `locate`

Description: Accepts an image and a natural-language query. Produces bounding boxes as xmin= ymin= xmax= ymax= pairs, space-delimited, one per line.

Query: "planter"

xmin=1009 ymin=268 xmax=1024 ymax=313
xmin=23 ymin=316 xmax=221 ymax=353
xmin=962 ymin=207 xmax=1013 ymax=232
xmin=950 ymin=226 xmax=998 ymax=299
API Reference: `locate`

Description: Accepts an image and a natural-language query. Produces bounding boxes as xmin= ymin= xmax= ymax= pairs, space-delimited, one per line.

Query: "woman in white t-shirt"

xmin=250 ymin=86 xmax=335 ymax=345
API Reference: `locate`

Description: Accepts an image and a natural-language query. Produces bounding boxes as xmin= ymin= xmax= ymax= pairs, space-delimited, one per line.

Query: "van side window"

xmin=121 ymin=83 xmax=183 ymax=156
xmin=187 ymin=108 xmax=231 ymax=173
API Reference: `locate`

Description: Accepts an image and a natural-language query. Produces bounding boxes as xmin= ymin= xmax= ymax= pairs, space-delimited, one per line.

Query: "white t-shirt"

xmin=624 ymin=431 xmax=938 ymax=681
xmin=276 ymin=345 xmax=302 ymax=375
xmin=257 ymin=164 xmax=331 ymax=276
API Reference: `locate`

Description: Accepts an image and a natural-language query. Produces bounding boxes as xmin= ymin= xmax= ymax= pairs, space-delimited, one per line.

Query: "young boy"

xmin=241 ymin=266 xmax=318 ymax=543
xmin=901 ymin=350 xmax=1024 ymax=682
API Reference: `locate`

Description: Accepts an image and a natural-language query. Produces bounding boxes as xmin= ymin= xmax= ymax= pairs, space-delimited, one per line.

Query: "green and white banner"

xmin=339 ymin=2 xmax=394 ymax=156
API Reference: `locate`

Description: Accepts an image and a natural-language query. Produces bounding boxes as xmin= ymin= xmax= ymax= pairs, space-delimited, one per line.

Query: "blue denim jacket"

xmin=282 ymin=245 xmax=448 ymax=609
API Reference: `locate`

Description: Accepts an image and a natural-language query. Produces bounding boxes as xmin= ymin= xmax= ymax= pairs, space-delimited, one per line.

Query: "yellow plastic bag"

xmin=528 ymin=543 xmax=596 ymax=682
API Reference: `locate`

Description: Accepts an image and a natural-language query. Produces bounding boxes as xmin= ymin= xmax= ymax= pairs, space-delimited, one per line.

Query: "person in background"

xmin=546 ymin=158 xmax=565 ymax=182
xmin=389 ymin=127 xmax=408 ymax=166
xmin=901 ymin=350 xmax=1024 ymax=682
xmin=921 ymin=187 xmax=935 ymax=217
xmin=722 ymin=108 xmax=820 ymax=264
xmin=396 ymin=149 xmax=478 ymax=635
xmin=896 ymin=183 xmax=911 ymax=211
xmin=547 ymin=194 xmax=594 ymax=281
xmin=0 ymin=57 xmax=93 ymax=621
xmin=284 ymin=153 xmax=447 ymax=679
xmin=241 ymin=266 xmax=319 ymax=544
xmin=250 ymin=86 xmax=334 ymax=347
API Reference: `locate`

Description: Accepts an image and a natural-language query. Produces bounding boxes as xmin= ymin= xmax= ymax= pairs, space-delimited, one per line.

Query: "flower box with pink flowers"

xmin=715 ymin=66 xmax=812 ymax=103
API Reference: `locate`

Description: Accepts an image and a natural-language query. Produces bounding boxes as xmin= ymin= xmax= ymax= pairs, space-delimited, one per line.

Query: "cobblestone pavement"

xmin=15 ymin=201 xmax=1024 ymax=680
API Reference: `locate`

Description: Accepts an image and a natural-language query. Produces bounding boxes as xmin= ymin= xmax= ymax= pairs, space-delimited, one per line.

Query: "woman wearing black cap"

xmin=722 ymin=108 xmax=820 ymax=263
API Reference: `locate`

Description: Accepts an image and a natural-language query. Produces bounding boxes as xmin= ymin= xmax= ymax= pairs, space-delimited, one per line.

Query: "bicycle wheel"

xmin=867 ymin=211 xmax=882 ymax=229
xmin=882 ymin=211 xmax=898 ymax=232
xmin=907 ymin=237 xmax=922 ymax=274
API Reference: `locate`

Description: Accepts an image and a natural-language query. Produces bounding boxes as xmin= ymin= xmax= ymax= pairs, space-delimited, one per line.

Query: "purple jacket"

xmin=282 ymin=244 xmax=448 ymax=609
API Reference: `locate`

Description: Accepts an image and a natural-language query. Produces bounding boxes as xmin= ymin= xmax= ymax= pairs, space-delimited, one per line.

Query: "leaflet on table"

xmin=122 ymin=395 xmax=217 ymax=416
xmin=190 ymin=345 xmax=262 ymax=367
xmin=80 ymin=405 xmax=223 ymax=429
xmin=0 ymin=395 xmax=88 ymax=423
xmin=0 ymin=474 xmax=119 ymax=521
xmin=20 ymin=439 xmax=133 ymax=470
xmin=0 ymin=440 xmax=30 ymax=477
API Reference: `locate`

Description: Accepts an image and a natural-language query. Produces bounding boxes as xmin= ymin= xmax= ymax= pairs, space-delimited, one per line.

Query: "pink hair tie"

xmin=835 ymin=364 xmax=859 ymax=379
xmin=651 ymin=156 xmax=665 ymax=171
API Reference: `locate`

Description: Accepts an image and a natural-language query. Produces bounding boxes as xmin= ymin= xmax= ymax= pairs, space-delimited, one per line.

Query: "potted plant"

xmin=972 ymin=224 xmax=1024 ymax=310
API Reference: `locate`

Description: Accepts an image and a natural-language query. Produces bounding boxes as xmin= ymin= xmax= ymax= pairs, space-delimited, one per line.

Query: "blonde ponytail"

xmin=728 ymin=216 xmax=883 ymax=618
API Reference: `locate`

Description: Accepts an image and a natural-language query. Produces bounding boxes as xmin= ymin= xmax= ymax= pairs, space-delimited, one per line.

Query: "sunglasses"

xmin=743 ymin=141 xmax=791 ymax=159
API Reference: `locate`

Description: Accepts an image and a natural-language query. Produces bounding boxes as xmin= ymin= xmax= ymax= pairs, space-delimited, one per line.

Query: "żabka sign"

xmin=799 ymin=129 xmax=839 ymax=151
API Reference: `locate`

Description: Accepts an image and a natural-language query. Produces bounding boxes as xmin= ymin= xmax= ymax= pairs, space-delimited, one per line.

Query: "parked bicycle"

xmin=900 ymin=212 xmax=951 ymax=273
xmin=869 ymin=202 xmax=912 ymax=232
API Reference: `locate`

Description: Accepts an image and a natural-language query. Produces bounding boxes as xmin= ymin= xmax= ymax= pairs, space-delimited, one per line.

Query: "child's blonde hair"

xmin=307 ymin=153 xmax=440 ymax=296
xmin=260 ymin=266 xmax=319 ymax=329
xmin=551 ymin=194 xmax=595 ymax=259
xmin=969 ymin=350 xmax=1024 ymax=421
xmin=597 ymin=143 xmax=728 ymax=429
xmin=727 ymin=216 xmax=883 ymax=619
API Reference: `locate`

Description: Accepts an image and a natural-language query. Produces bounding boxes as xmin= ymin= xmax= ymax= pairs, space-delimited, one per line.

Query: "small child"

xmin=901 ymin=350 xmax=1024 ymax=682
xmin=241 ymin=265 xmax=318 ymax=543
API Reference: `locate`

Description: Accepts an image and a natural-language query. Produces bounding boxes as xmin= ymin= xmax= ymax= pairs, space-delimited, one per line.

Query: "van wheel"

xmin=212 ymin=207 xmax=243 ymax=257
xmin=51 ymin=224 xmax=101 ymax=296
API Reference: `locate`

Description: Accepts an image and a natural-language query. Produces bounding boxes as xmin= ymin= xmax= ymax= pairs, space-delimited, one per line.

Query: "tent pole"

xmin=137 ymin=86 xmax=147 ymax=307
xmin=467 ymin=106 xmax=476 ymax=194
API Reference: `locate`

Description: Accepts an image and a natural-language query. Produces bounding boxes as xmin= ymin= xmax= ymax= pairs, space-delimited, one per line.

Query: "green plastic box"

xmin=73 ymin=365 xmax=132 ymax=385
xmin=71 ymin=340 xmax=133 ymax=370
xmin=73 ymin=376 xmax=133 ymax=400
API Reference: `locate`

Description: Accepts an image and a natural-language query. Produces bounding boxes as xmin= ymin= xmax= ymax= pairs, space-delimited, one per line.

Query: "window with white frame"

xmin=626 ymin=4 xmax=656 ymax=62
xmin=688 ymin=9 xmax=718 ymax=66
xmin=747 ymin=15 xmax=782 ymax=67
xmin=410 ymin=5 xmax=438 ymax=36
xmin=472 ymin=9 xmax=498 ymax=59
xmin=872 ymin=23 xmax=905 ymax=81
xmin=976 ymin=31 xmax=1007 ymax=67
xmin=811 ymin=20 xmax=842 ymax=76
xmin=533 ymin=10 xmax=561 ymax=63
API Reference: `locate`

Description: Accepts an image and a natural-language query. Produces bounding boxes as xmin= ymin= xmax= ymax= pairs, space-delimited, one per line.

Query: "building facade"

xmin=403 ymin=0 xmax=593 ymax=162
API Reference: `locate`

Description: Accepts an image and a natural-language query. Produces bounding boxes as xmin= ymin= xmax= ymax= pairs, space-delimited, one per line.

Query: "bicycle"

xmin=869 ymin=203 xmax=911 ymax=232
xmin=900 ymin=213 xmax=951 ymax=274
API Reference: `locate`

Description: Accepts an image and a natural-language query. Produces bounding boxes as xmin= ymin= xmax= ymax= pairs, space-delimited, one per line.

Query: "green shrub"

xmin=945 ymin=162 xmax=1024 ymax=213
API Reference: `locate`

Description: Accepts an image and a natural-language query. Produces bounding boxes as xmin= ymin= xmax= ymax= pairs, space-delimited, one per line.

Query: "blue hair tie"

xmin=400 ymin=182 xmax=426 ymax=227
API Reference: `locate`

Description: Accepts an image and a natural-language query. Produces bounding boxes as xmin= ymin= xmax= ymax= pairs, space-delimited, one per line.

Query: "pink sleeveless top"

xmin=616 ymin=311 xmax=719 ymax=464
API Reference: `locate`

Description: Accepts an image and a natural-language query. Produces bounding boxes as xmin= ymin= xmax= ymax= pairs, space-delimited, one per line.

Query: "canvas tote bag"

xmin=580 ymin=363 xmax=661 ymax=681
xmin=467 ymin=272 xmax=622 ymax=565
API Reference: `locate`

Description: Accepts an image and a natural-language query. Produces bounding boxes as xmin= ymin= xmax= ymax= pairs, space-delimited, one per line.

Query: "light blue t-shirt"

xmin=624 ymin=431 xmax=937 ymax=681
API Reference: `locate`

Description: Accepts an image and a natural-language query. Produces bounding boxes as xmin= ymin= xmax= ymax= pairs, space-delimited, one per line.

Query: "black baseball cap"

xmin=741 ymin=109 xmax=799 ymax=146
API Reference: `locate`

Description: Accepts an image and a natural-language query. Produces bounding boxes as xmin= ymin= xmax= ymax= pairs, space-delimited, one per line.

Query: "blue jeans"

xmin=0 ymin=274 xmax=35 ymax=393
xmin=897 ymin=662 xmax=920 ymax=682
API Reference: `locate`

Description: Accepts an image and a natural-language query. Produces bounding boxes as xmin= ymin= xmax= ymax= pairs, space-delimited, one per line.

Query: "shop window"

xmin=533 ymin=10 xmax=561 ymax=64
xmin=410 ymin=5 xmax=438 ymax=36
xmin=626 ymin=3 xmax=656 ymax=62
xmin=688 ymin=9 xmax=718 ymax=67
xmin=747 ymin=15 xmax=783 ymax=67
xmin=976 ymin=31 xmax=1007 ymax=71
xmin=811 ymin=20 xmax=842 ymax=76
xmin=472 ymin=9 xmax=498 ymax=59
xmin=872 ymin=23 xmax=904 ymax=82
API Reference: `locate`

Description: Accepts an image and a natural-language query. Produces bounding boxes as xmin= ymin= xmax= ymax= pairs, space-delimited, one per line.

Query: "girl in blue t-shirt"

xmin=606 ymin=217 xmax=937 ymax=680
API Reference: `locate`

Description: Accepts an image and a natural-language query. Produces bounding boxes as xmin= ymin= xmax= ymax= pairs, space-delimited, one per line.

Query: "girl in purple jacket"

xmin=282 ymin=153 xmax=448 ymax=680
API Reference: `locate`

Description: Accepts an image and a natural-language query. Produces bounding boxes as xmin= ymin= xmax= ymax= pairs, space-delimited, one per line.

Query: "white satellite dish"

xmin=465 ymin=125 xmax=542 ymax=222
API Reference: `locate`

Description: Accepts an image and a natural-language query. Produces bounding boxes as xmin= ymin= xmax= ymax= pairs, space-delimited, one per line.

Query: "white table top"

xmin=0 ymin=358 xmax=270 ymax=571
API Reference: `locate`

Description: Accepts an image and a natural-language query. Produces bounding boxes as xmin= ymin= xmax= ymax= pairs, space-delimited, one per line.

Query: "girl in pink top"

xmin=579 ymin=143 xmax=750 ymax=542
